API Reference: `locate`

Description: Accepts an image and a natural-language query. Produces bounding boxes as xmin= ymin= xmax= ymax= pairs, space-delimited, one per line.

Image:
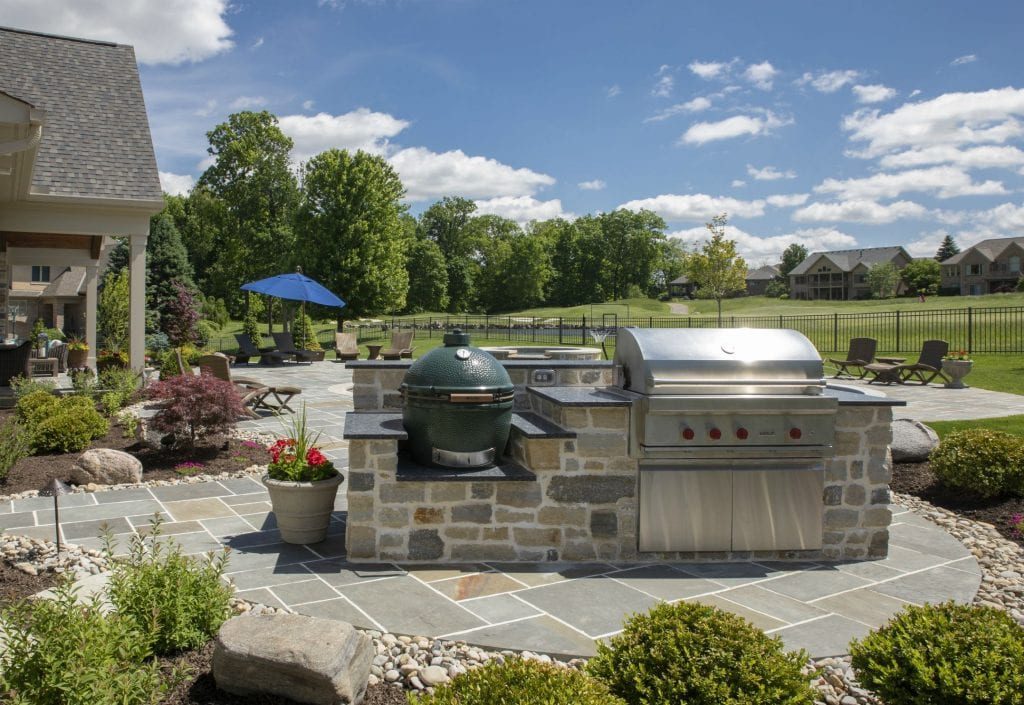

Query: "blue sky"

xmin=6 ymin=0 xmax=1024 ymax=264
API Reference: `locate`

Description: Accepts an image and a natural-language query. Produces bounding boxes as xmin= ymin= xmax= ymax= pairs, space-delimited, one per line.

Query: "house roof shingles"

xmin=746 ymin=264 xmax=780 ymax=281
xmin=0 ymin=26 xmax=162 ymax=202
xmin=789 ymin=246 xmax=907 ymax=276
xmin=943 ymin=237 xmax=1024 ymax=265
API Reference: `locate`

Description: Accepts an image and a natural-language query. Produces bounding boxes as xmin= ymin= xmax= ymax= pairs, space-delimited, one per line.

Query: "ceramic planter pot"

xmin=67 ymin=348 xmax=89 ymax=369
xmin=942 ymin=359 xmax=973 ymax=389
xmin=263 ymin=472 xmax=344 ymax=544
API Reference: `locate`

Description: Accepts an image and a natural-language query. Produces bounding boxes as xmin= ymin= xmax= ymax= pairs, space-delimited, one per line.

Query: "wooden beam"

xmin=1 ymin=232 xmax=94 ymax=250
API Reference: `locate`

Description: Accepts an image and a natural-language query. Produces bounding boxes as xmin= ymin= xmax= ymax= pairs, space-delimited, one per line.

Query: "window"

xmin=967 ymin=263 xmax=983 ymax=276
xmin=30 ymin=266 xmax=50 ymax=283
xmin=1010 ymin=256 xmax=1021 ymax=273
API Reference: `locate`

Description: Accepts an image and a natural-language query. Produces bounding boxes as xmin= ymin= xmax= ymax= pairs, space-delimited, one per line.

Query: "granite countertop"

xmin=346 ymin=359 xmax=613 ymax=370
xmin=825 ymin=384 xmax=907 ymax=406
xmin=527 ymin=386 xmax=634 ymax=406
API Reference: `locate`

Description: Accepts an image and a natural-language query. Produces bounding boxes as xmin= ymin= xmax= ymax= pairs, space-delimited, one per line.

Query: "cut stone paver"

xmin=811 ymin=588 xmax=912 ymax=626
xmin=609 ymin=565 xmax=723 ymax=601
xmin=715 ymin=584 xmax=831 ymax=624
xmin=163 ymin=498 xmax=235 ymax=522
xmin=684 ymin=593 xmax=787 ymax=632
xmin=431 ymin=573 xmax=527 ymax=601
xmin=442 ymin=614 xmax=598 ymax=657
xmin=516 ymin=576 xmax=660 ymax=637
xmin=269 ymin=578 xmax=341 ymax=605
xmin=61 ymin=517 xmax=131 ymax=539
xmin=871 ymin=564 xmax=981 ymax=605
xmin=293 ymin=597 xmax=378 ymax=628
xmin=757 ymin=567 xmax=873 ymax=602
xmin=772 ymin=614 xmax=872 ymax=657
xmin=460 ymin=593 xmax=542 ymax=623
xmin=337 ymin=576 xmax=487 ymax=636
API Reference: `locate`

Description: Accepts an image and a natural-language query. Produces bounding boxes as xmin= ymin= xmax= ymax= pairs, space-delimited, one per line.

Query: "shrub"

xmin=586 ymin=601 xmax=815 ymax=705
xmin=15 ymin=389 xmax=59 ymax=426
xmin=929 ymin=429 xmax=1024 ymax=499
xmin=98 ymin=366 xmax=140 ymax=415
xmin=145 ymin=331 xmax=170 ymax=353
xmin=412 ymin=657 xmax=624 ymax=705
xmin=0 ymin=576 xmax=169 ymax=705
xmin=69 ymin=369 xmax=99 ymax=397
xmin=850 ymin=602 xmax=1024 ymax=705
xmin=146 ymin=372 xmax=246 ymax=446
xmin=31 ymin=407 xmax=109 ymax=453
xmin=103 ymin=517 xmax=233 ymax=655
xmin=292 ymin=311 xmax=322 ymax=350
xmin=0 ymin=417 xmax=31 ymax=480
xmin=8 ymin=375 xmax=55 ymax=399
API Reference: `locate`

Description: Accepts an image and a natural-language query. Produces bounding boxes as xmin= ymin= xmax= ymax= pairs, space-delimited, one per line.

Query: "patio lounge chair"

xmin=882 ymin=340 xmax=951 ymax=385
xmin=827 ymin=337 xmax=877 ymax=379
xmin=380 ymin=330 xmax=415 ymax=360
xmin=334 ymin=332 xmax=359 ymax=361
xmin=271 ymin=332 xmax=320 ymax=363
xmin=0 ymin=340 xmax=33 ymax=386
xmin=196 ymin=353 xmax=274 ymax=417
xmin=234 ymin=333 xmax=291 ymax=366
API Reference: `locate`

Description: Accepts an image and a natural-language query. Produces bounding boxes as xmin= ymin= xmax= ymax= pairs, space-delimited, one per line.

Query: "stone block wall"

xmin=822 ymin=404 xmax=894 ymax=560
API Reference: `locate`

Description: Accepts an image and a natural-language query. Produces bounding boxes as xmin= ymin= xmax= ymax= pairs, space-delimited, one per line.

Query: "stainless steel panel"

xmin=732 ymin=466 xmax=824 ymax=551
xmin=639 ymin=467 xmax=732 ymax=552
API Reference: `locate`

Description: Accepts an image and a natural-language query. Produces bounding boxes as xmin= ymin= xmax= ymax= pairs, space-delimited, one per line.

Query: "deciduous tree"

xmin=900 ymin=258 xmax=941 ymax=296
xmin=683 ymin=214 xmax=748 ymax=324
xmin=867 ymin=262 xmax=900 ymax=299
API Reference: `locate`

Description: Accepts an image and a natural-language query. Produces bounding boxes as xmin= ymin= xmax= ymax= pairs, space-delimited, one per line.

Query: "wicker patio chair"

xmin=0 ymin=341 xmax=33 ymax=387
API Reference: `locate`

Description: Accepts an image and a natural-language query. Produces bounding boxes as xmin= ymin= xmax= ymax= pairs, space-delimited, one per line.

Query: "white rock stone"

xmin=70 ymin=448 xmax=143 ymax=486
xmin=890 ymin=418 xmax=939 ymax=463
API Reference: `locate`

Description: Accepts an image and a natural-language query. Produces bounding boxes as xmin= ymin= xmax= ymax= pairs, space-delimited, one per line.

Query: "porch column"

xmin=84 ymin=263 xmax=98 ymax=369
xmin=129 ymin=233 xmax=148 ymax=370
xmin=53 ymin=302 xmax=65 ymax=331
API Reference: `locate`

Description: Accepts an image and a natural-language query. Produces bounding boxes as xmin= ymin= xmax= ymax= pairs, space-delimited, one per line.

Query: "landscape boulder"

xmin=213 ymin=613 xmax=373 ymax=705
xmin=890 ymin=418 xmax=940 ymax=463
xmin=70 ymin=448 xmax=142 ymax=485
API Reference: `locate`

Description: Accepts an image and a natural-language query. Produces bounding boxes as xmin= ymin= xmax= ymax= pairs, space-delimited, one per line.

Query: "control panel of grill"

xmin=642 ymin=411 xmax=834 ymax=447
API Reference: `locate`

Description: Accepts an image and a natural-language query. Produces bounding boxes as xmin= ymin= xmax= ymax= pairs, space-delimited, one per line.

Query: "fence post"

xmin=484 ymin=315 xmax=489 ymax=341
xmin=968 ymin=307 xmax=973 ymax=353
xmin=895 ymin=310 xmax=900 ymax=352
xmin=532 ymin=318 xmax=536 ymax=342
xmin=832 ymin=313 xmax=837 ymax=353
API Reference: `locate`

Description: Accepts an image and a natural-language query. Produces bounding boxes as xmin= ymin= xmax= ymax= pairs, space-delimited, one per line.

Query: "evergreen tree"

xmin=935 ymin=234 xmax=961 ymax=262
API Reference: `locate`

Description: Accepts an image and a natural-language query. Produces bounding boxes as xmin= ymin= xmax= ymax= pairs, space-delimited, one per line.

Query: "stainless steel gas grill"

xmin=614 ymin=328 xmax=837 ymax=553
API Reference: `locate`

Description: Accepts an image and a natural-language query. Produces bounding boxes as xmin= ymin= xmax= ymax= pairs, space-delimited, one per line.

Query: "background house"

xmin=746 ymin=264 xmax=781 ymax=296
xmin=939 ymin=236 xmax=1024 ymax=295
xmin=789 ymin=246 xmax=912 ymax=300
xmin=0 ymin=26 xmax=163 ymax=369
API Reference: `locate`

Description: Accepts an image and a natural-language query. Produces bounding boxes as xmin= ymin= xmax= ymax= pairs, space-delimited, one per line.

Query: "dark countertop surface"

xmin=347 ymin=359 xmax=613 ymax=370
xmin=527 ymin=386 xmax=634 ymax=406
xmin=825 ymin=384 xmax=906 ymax=406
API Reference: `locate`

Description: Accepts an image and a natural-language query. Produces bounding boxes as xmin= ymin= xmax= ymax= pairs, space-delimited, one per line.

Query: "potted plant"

xmin=66 ymin=337 xmax=89 ymax=369
xmin=97 ymin=347 xmax=129 ymax=373
xmin=262 ymin=405 xmax=344 ymax=544
xmin=941 ymin=350 xmax=973 ymax=389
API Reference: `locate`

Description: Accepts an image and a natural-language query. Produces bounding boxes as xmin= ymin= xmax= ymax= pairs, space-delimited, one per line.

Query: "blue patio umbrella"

xmin=240 ymin=271 xmax=346 ymax=309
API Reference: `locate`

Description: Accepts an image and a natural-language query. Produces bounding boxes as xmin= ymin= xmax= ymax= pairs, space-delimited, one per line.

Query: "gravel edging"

xmin=3 ymin=488 xmax=1023 ymax=704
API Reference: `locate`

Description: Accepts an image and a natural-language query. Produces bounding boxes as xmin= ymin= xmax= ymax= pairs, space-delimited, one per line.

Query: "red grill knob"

xmin=709 ymin=428 xmax=722 ymax=440
xmin=682 ymin=428 xmax=695 ymax=440
xmin=736 ymin=427 xmax=749 ymax=440
xmin=789 ymin=427 xmax=802 ymax=440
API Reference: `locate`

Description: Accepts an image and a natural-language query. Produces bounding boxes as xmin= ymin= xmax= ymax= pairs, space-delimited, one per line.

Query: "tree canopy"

xmin=901 ymin=258 xmax=941 ymax=296
xmin=935 ymin=234 xmax=961 ymax=262
xmin=683 ymin=214 xmax=748 ymax=323
xmin=867 ymin=262 xmax=901 ymax=299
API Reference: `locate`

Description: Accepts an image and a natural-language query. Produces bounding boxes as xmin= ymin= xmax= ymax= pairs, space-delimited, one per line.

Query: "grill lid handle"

xmin=648 ymin=377 xmax=827 ymax=387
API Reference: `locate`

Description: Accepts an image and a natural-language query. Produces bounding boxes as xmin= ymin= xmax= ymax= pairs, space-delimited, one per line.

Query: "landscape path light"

xmin=39 ymin=478 xmax=71 ymax=553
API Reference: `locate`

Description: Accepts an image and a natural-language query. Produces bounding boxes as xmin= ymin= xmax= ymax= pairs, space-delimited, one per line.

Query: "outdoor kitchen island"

xmin=343 ymin=330 xmax=903 ymax=564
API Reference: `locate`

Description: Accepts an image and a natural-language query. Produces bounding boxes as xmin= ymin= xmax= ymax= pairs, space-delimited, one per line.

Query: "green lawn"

xmin=925 ymin=416 xmax=1024 ymax=439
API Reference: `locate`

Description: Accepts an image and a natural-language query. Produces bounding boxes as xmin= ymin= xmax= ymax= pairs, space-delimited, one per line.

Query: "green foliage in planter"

xmin=0 ymin=417 xmax=31 ymax=480
xmin=850 ymin=602 xmax=1024 ymax=705
xmin=103 ymin=516 xmax=233 ymax=655
xmin=0 ymin=576 xmax=170 ymax=705
xmin=587 ymin=601 xmax=815 ymax=705
xmin=292 ymin=310 xmax=322 ymax=350
xmin=413 ymin=657 xmax=624 ymax=705
xmin=929 ymin=428 xmax=1024 ymax=498
xmin=15 ymin=389 xmax=59 ymax=427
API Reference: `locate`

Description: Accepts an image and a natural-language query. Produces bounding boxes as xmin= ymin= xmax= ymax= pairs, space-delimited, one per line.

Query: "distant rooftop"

xmin=789 ymin=246 xmax=908 ymax=275
xmin=943 ymin=236 xmax=1024 ymax=264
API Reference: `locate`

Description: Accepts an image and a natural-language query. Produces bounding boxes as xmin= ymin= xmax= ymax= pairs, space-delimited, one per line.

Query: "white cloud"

xmin=279 ymin=109 xmax=410 ymax=162
xmin=853 ymin=84 xmax=897 ymax=104
xmin=815 ymin=166 xmax=1006 ymax=201
xmin=743 ymin=61 xmax=777 ymax=90
xmin=732 ymin=179 xmax=747 ymax=188
xmin=905 ymin=229 xmax=955 ymax=257
xmin=194 ymin=99 xmax=218 ymax=118
xmin=618 ymin=193 xmax=766 ymax=221
xmin=747 ymin=164 xmax=796 ymax=181
xmin=644 ymin=97 xmax=712 ymax=123
xmin=0 ymin=0 xmax=234 ymax=64
xmin=652 ymin=65 xmax=674 ymax=97
xmin=474 ymin=196 xmax=573 ymax=224
xmin=578 ymin=179 xmax=606 ymax=191
xmin=302 ymin=99 xmax=315 ymax=111
xmin=668 ymin=224 xmax=857 ymax=262
xmin=229 ymin=95 xmax=268 ymax=110
xmin=680 ymin=112 xmax=789 ymax=145
xmin=251 ymin=36 xmax=264 ymax=50
xmin=389 ymin=147 xmax=556 ymax=202
xmin=606 ymin=85 xmax=621 ymax=98
xmin=158 ymin=171 xmax=194 ymax=196
xmin=980 ymin=202 xmax=1024 ymax=230
xmin=879 ymin=145 xmax=1024 ymax=171
xmin=793 ymin=199 xmax=928 ymax=224
xmin=688 ymin=59 xmax=735 ymax=80
xmin=766 ymin=193 xmax=809 ymax=208
xmin=951 ymin=54 xmax=978 ymax=66
xmin=798 ymin=69 xmax=860 ymax=93
xmin=843 ymin=88 xmax=1024 ymax=158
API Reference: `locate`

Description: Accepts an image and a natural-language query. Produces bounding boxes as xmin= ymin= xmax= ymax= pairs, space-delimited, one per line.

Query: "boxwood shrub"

xmin=586 ymin=601 xmax=815 ymax=705
xmin=850 ymin=602 xmax=1024 ymax=705
xmin=929 ymin=429 xmax=1024 ymax=499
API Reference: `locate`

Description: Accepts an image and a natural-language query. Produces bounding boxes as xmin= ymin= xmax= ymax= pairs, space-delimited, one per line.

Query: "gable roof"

xmin=0 ymin=26 xmax=162 ymax=202
xmin=789 ymin=246 xmax=908 ymax=276
xmin=746 ymin=264 xmax=780 ymax=281
xmin=943 ymin=236 xmax=1024 ymax=265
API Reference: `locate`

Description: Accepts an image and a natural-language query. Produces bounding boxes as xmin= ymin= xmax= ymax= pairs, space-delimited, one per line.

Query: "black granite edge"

xmin=343 ymin=412 xmax=408 ymax=439
xmin=825 ymin=385 xmax=907 ymax=407
xmin=396 ymin=452 xmax=536 ymax=482
xmin=527 ymin=385 xmax=633 ymax=407
xmin=346 ymin=359 xmax=614 ymax=370
xmin=511 ymin=411 xmax=576 ymax=439
xmin=346 ymin=360 xmax=412 ymax=369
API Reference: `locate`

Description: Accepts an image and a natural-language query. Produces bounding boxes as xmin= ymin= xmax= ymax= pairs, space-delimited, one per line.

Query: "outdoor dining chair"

xmin=827 ymin=337 xmax=877 ymax=379
xmin=380 ymin=330 xmax=415 ymax=360
xmin=334 ymin=332 xmax=360 ymax=361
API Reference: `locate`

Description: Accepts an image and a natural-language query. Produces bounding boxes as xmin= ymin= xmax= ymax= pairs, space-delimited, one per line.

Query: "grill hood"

xmin=615 ymin=328 xmax=826 ymax=396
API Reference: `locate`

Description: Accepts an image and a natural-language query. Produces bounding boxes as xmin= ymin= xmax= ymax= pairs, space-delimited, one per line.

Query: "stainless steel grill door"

xmin=732 ymin=463 xmax=823 ymax=551
xmin=639 ymin=465 xmax=732 ymax=552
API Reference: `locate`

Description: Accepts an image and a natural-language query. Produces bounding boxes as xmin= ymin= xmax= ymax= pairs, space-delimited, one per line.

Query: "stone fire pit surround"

xmin=343 ymin=359 xmax=900 ymax=563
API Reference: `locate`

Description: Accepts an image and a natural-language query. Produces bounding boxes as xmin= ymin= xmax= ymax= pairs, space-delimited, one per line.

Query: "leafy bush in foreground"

xmin=587 ymin=601 xmax=815 ymax=705
xmin=146 ymin=372 xmax=245 ymax=446
xmin=850 ymin=602 xmax=1024 ymax=705
xmin=929 ymin=429 xmax=1024 ymax=498
xmin=413 ymin=657 xmax=624 ymax=705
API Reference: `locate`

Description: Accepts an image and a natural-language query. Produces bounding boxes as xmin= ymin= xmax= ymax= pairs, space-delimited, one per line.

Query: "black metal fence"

xmin=341 ymin=306 xmax=1024 ymax=354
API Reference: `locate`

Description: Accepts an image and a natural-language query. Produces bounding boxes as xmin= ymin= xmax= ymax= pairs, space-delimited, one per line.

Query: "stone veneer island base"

xmin=343 ymin=360 xmax=901 ymax=563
